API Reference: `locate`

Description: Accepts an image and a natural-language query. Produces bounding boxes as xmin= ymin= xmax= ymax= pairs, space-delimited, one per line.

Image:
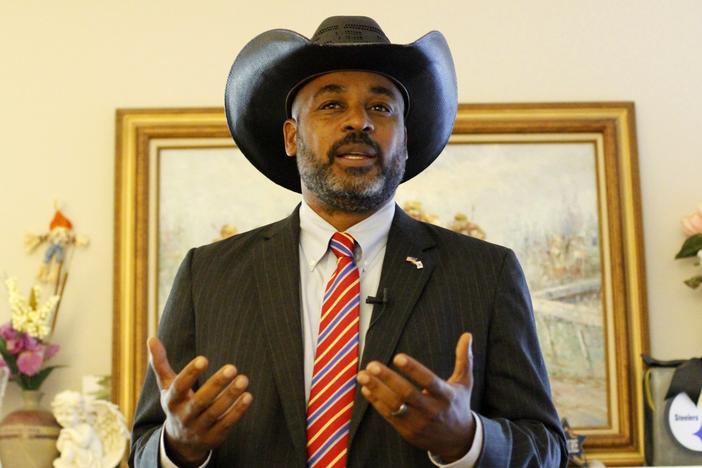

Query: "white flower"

xmin=5 ymin=278 xmax=59 ymax=339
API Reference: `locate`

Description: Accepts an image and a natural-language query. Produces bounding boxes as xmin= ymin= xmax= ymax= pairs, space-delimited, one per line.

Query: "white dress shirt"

xmin=159 ymin=199 xmax=482 ymax=467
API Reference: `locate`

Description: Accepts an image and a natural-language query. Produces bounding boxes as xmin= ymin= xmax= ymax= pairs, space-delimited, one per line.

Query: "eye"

xmin=370 ymin=103 xmax=392 ymax=113
xmin=319 ymin=101 xmax=342 ymax=110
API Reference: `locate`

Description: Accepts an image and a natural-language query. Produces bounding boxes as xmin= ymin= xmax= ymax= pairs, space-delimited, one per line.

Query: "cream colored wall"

xmin=1 ymin=0 xmax=700 ymax=415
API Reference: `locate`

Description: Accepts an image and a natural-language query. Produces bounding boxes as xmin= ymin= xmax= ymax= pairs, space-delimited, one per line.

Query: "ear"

xmin=283 ymin=119 xmax=298 ymax=157
xmin=404 ymin=126 xmax=409 ymax=160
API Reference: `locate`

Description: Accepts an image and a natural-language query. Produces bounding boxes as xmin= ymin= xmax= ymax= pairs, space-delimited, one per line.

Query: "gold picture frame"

xmin=114 ymin=103 xmax=648 ymax=465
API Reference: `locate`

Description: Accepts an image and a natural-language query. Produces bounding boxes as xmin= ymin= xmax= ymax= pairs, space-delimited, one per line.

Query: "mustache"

xmin=327 ymin=132 xmax=382 ymax=163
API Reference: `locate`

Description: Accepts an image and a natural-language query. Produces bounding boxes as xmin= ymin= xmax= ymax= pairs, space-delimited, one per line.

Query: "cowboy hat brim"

xmin=225 ymin=28 xmax=457 ymax=193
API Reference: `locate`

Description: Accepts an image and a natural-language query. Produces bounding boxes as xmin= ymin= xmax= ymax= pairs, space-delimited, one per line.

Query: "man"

xmin=130 ymin=16 xmax=567 ymax=467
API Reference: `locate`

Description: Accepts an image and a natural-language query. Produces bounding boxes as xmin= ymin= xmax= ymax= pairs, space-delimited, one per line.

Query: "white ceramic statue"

xmin=51 ymin=390 xmax=129 ymax=468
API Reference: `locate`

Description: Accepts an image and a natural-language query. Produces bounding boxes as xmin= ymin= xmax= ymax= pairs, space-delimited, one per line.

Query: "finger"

xmin=195 ymin=374 xmax=249 ymax=428
xmin=182 ymin=364 xmax=238 ymax=422
xmin=448 ymin=333 xmax=473 ymax=387
xmin=359 ymin=383 xmax=420 ymax=426
xmin=392 ymin=353 xmax=451 ymax=400
xmin=168 ymin=355 xmax=209 ymax=404
xmin=357 ymin=368 xmax=406 ymax=417
xmin=361 ymin=362 xmax=430 ymax=412
xmin=359 ymin=384 xmax=403 ymax=419
xmin=209 ymin=391 xmax=254 ymax=435
xmin=148 ymin=336 xmax=176 ymax=390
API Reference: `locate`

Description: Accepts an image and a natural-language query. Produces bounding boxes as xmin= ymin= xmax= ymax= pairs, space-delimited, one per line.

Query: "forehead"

xmin=293 ymin=70 xmax=404 ymax=105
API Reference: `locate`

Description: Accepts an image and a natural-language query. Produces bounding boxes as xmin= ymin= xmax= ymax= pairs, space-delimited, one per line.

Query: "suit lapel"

xmin=254 ymin=207 xmax=307 ymax=465
xmin=349 ymin=207 xmax=438 ymax=445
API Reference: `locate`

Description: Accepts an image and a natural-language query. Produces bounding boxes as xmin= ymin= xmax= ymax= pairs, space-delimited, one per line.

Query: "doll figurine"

xmin=25 ymin=206 xmax=89 ymax=284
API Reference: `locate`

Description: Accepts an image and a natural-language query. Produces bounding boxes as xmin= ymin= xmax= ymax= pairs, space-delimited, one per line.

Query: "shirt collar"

xmin=299 ymin=198 xmax=396 ymax=271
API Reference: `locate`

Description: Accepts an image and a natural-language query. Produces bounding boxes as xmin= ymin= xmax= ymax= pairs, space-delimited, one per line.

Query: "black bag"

xmin=643 ymin=355 xmax=702 ymax=465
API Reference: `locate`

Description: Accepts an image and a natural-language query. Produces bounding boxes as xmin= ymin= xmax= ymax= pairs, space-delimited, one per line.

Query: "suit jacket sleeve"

xmin=130 ymin=248 xmax=197 ymax=467
xmin=477 ymin=249 xmax=567 ymax=467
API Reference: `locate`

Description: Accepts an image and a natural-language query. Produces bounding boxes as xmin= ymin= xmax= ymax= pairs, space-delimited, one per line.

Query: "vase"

xmin=0 ymin=390 xmax=61 ymax=468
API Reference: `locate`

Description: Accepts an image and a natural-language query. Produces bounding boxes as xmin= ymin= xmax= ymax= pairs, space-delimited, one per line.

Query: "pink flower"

xmin=0 ymin=356 xmax=6 ymax=368
xmin=23 ymin=336 xmax=39 ymax=351
xmin=0 ymin=322 xmax=16 ymax=341
xmin=0 ymin=323 xmax=25 ymax=353
xmin=45 ymin=343 xmax=60 ymax=360
xmin=5 ymin=337 xmax=24 ymax=354
xmin=682 ymin=204 xmax=702 ymax=236
xmin=2 ymin=330 xmax=40 ymax=355
xmin=17 ymin=349 xmax=45 ymax=376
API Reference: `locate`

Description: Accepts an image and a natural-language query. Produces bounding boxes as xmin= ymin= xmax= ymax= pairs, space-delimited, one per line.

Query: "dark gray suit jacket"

xmin=130 ymin=207 xmax=567 ymax=467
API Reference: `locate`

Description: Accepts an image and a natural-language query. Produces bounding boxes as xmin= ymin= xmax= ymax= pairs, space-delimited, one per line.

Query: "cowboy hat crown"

xmin=225 ymin=16 xmax=457 ymax=193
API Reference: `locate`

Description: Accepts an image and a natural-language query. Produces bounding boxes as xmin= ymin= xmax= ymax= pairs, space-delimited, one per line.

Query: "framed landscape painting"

xmin=114 ymin=103 xmax=648 ymax=465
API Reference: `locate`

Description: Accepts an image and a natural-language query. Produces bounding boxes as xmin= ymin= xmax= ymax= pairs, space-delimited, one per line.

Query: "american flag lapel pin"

xmin=405 ymin=256 xmax=423 ymax=269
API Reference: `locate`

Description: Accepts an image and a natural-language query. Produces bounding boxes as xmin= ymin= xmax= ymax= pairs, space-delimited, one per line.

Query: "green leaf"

xmin=23 ymin=366 xmax=66 ymax=390
xmin=18 ymin=373 xmax=31 ymax=390
xmin=684 ymin=275 xmax=702 ymax=289
xmin=0 ymin=340 xmax=19 ymax=375
xmin=675 ymin=234 xmax=702 ymax=259
xmin=23 ymin=365 xmax=64 ymax=391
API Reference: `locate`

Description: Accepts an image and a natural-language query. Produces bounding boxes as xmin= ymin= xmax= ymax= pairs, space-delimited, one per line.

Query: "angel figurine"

xmin=25 ymin=203 xmax=89 ymax=284
xmin=52 ymin=390 xmax=129 ymax=468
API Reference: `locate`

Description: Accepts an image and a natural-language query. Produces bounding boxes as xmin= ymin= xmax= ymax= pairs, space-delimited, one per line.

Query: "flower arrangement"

xmin=675 ymin=203 xmax=702 ymax=290
xmin=0 ymin=278 xmax=61 ymax=390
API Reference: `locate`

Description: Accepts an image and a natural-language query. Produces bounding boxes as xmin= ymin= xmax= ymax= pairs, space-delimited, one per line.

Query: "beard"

xmin=296 ymin=131 xmax=406 ymax=214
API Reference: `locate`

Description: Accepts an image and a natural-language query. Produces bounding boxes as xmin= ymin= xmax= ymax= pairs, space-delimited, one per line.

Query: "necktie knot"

xmin=329 ymin=232 xmax=355 ymax=260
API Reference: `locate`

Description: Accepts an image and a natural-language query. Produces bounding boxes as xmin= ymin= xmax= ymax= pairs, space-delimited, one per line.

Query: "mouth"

xmin=334 ymin=144 xmax=377 ymax=158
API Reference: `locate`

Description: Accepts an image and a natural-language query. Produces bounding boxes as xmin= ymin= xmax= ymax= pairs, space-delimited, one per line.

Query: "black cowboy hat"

xmin=224 ymin=16 xmax=457 ymax=193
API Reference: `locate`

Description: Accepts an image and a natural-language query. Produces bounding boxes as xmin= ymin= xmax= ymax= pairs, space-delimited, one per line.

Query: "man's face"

xmin=283 ymin=71 xmax=407 ymax=214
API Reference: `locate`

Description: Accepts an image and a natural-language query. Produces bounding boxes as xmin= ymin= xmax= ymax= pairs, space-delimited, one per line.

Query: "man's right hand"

xmin=148 ymin=337 xmax=253 ymax=467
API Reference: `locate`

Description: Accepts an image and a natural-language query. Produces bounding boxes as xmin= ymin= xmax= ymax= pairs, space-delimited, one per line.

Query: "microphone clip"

xmin=365 ymin=288 xmax=388 ymax=305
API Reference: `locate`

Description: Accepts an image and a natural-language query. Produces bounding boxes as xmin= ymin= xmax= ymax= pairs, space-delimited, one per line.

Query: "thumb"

xmin=148 ymin=336 xmax=176 ymax=390
xmin=447 ymin=332 xmax=473 ymax=387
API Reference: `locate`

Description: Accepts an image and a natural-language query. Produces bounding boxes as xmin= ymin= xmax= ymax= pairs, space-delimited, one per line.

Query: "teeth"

xmin=338 ymin=152 xmax=370 ymax=159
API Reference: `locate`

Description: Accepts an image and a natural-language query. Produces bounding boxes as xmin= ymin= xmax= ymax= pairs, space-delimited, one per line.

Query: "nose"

xmin=343 ymin=105 xmax=374 ymax=133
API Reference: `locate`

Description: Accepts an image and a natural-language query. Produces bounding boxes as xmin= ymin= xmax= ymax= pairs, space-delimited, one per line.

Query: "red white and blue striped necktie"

xmin=306 ymin=231 xmax=361 ymax=468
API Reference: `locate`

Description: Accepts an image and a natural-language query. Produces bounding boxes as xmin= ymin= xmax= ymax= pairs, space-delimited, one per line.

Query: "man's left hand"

xmin=357 ymin=332 xmax=476 ymax=463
